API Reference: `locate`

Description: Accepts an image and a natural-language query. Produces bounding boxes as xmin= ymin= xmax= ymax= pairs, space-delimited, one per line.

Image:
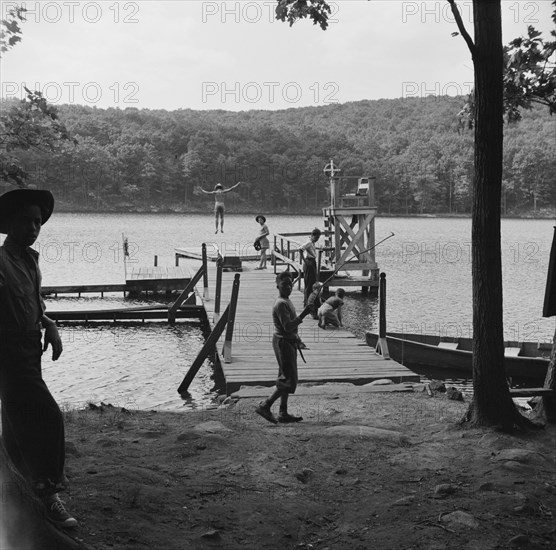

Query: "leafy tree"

xmin=275 ymin=0 xmax=553 ymax=430
xmin=0 ymin=8 xmax=75 ymax=188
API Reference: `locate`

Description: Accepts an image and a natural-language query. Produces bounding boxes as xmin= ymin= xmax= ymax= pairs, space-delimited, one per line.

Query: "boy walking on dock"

xmin=0 ymin=189 xmax=77 ymax=529
xmin=255 ymin=271 xmax=311 ymax=424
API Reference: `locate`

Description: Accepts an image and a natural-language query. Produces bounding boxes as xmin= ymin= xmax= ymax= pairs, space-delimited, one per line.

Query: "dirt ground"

xmin=24 ymin=383 xmax=556 ymax=549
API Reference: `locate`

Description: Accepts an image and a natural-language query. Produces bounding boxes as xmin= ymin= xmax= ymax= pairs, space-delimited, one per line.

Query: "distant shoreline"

xmin=53 ymin=206 xmax=556 ymax=220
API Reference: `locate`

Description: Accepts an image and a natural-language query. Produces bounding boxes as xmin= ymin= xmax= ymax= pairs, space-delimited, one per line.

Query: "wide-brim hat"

xmin=255 ymin=214 xmax=266 ymax=223
xmin=0 ymin=189 xmax=54 ymax=234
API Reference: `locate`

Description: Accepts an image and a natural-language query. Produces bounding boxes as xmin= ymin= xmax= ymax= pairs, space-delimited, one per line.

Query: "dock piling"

xmin=376 ymin=272 xmax=390 ymax=359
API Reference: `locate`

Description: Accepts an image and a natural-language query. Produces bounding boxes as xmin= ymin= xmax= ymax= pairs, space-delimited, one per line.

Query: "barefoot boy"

xmin=255 ymin=271 xmax=311 ymax=424
xmin=0 ymin=189 xmax=77 ymax=529
xmin=318 ymin=288 xmax=345 ymax=329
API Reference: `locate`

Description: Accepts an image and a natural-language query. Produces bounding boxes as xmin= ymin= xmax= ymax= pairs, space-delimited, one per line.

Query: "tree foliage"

xmin=0 ymin=8 xmax=75 ymax=187
xmin=1 ymin=98 xmax=553 ymax=214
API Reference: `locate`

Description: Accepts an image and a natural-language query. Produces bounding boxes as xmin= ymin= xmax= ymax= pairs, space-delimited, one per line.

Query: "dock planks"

xmin=196 ymin=262 xmax=419 ymax=393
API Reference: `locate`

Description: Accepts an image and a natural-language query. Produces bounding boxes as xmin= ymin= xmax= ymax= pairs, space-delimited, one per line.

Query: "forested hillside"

xmin=6 ymin=96 xmax=555 ymax=215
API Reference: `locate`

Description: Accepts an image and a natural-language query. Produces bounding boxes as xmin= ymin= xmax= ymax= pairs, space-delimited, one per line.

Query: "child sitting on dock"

xmin=255 ymin=271 xmax=312 ymax=424
xmin=306 ymin=282 xmax=323 ymax=319
xmin=318 ymin=288 xmax=345 ymax=329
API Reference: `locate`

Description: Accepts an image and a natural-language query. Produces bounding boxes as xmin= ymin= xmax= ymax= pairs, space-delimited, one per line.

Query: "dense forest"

xmin=3 ymin=96 xmax=555 ymax=216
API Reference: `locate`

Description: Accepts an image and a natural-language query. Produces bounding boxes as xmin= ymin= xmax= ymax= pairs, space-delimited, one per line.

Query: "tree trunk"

xmin=465 ymin=0 xmax=521 ymax=429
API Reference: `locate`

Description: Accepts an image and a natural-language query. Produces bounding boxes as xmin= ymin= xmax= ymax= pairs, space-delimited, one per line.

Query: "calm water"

xmin=4 ymin=213 xmax=554 ymax=410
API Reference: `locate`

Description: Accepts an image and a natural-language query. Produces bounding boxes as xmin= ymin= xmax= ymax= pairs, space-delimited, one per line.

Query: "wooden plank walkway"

xmin=175 ymin=245 xmax=259 ymax=262
xmin=196 ymin=263 xmax=420 ymax=393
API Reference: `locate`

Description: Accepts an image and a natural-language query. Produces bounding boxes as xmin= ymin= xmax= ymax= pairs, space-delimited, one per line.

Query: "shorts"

xmin=272 ymin=335 xmax=298 ymax=394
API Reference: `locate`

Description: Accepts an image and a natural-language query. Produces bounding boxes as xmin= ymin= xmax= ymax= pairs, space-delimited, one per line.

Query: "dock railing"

xmin=273 ymin=232 xmax=334 ymax=288
xmin=177 ymin=273 xmax=241 ymax=394
xmin=168 ymin=243 xmax=210 ymax=324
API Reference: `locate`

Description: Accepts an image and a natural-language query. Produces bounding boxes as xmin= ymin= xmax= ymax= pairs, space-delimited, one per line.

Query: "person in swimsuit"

xmin=198 ymin=181 xmax=242 ymax=233
xmin=254 ymin=215 xmax=270 ymax=270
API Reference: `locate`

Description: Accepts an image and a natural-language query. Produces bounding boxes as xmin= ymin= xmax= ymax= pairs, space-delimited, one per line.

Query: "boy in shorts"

xmin=255 ymin=271 xmax=311 ymax=424
xmin=318 ymin=288 xmax=345 ymax=329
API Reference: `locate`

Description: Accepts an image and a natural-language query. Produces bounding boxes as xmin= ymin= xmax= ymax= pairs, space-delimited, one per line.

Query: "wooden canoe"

xmin=365 ymin=332 xmax=551 ymax=382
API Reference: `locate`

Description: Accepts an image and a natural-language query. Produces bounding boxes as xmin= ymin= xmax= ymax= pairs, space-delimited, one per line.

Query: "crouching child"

xmin=317 ymin=288 xmax=345 ymax=329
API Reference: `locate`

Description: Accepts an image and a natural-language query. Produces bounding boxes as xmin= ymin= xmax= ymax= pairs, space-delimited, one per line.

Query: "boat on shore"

xmin=365 ymin=332 xmax=552 ymax=383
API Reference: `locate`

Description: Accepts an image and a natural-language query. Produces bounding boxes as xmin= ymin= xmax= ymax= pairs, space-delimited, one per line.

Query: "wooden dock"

xmin=175 ymin=245 xmax=259 ymax=263
xmin=43 ymin=266 xmax=190 ymax=297
xmin=196 ymin=263 xmax=420 ymax=394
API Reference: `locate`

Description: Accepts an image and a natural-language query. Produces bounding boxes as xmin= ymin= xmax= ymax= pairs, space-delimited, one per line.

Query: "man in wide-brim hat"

xmin=0 ymin=188 xmax=77 ymax=528
xmin=0 ymin=188 xmax=54 ymax=234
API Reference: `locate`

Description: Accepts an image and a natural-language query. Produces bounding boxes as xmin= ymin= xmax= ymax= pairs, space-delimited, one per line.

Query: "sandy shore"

xmin=6 ymin=382 xmax=556 ymax=549
xmin=18 ymin=384 xmax=556 ymax=550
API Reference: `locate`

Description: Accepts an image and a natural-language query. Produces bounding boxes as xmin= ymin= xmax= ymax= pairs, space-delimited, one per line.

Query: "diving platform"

xmin=194 ymin=262 xmax=419 ymax=394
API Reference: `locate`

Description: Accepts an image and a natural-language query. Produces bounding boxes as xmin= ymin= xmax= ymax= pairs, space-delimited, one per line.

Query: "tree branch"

xmin=447 ymin=0 xmax=476 ymax=57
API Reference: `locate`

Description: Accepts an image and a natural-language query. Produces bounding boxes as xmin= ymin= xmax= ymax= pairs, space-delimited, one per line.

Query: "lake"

xmin=4 ymin=213 xmax=554 ymax=411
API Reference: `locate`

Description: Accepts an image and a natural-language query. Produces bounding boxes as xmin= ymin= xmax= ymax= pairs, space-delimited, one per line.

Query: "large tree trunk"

xmin=465 ymin=0 xmax=522 ymax=429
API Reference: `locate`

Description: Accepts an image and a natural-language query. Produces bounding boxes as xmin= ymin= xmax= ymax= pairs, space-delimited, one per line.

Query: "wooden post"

xmin=202 ymin=243 xmax=209 ymax=301
xmin=376 ymin=272 xmax=390 ymax=359
xmin=214 ymin=256 xmax=223 ymax=323
xmin=222 ymin=273 xmax=241 ymax=363
xmin=273 ymin=235 xmax=277 ymax=273
xmin=177 ymin=306 xmax=230 ymax=394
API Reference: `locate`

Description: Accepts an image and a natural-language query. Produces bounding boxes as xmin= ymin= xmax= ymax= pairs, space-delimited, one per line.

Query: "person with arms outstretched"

xmin=197 ymin=181 xmax=241 ymax=233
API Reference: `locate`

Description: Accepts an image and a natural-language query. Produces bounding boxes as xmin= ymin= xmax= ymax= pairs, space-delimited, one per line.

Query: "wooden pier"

xmin=43 ymin=266 xmax=190 ymax=297
xmin=194 ymin=262 xmax=419 ymax=394
xmin=42 ymin=265 xmax=199 ymax=322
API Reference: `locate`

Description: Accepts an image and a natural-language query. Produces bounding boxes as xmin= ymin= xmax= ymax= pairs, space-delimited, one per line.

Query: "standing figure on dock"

xmin=197 ymin=181 xmax=241 ymax=234
xmin=318 ymin=288 xmax=345 ymax=329
xmin=254 ymin=215 xmax=270 ymax=270
xmin=0 ymin=189 xmax=77 ymax=529
xmin=255 ymin=271 xmax=311 ymax=424
xmin=306 ymin=282 xmax=323 ymax=319
xmin=299 ymin=228 xmax=322 ymax=306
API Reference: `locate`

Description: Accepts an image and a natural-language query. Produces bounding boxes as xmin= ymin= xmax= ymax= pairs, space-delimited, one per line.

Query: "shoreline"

xmin=47 ymin=384 xmax=556 ymax=550
xmin=6 ymin=381 xmax=554 ymax=550
xmin=52 ymin=206 xmax=556 ymax=220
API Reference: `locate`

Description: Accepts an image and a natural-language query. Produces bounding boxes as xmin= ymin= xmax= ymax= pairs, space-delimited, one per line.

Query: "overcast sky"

xmin=1 ymin=0 xmax=554 ymax=111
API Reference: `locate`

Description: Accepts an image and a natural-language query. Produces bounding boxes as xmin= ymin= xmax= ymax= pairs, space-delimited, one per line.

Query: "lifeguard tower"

xmin=321 ymin=160 xmax=379 ymax=293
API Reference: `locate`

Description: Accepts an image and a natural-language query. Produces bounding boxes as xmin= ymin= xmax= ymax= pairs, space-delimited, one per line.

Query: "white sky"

xmin=0 ymin=0 xmax=554 ymax=111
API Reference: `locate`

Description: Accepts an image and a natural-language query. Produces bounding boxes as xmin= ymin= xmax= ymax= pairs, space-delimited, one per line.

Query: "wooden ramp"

xmin=197 ymin=263 xmax=420 ymax=394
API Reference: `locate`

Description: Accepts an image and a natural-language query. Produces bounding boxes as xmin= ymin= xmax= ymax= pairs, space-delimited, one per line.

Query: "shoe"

xmin=215 ymin=230 xmax=218 ymax=234
xmin=44 ymin=493 xmax=78 ymax=529
xmin=255 ymin=403 xmax=277 ymax=424
xmin=278 ymin=412 xmax=303 ymax=423
xmin=255 ymin=267 xmax=263 ymax=270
